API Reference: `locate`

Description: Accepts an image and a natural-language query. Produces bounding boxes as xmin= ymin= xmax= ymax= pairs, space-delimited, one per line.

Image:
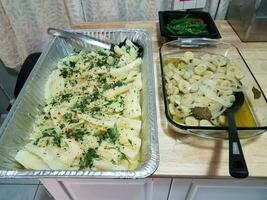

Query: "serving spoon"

xmin=226 ymin=92 xmax=248 ymax=178
xmin=47 ymin=28 xmax=143 ymax=57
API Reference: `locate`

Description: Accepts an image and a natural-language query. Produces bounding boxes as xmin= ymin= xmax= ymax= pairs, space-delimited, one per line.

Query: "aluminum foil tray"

xmin=0 ymin=29 xmax=159 ymax=178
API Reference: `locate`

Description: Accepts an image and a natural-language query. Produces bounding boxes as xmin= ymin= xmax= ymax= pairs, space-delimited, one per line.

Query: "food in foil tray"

xmin=164 ymin=51 xmax=246 ymax=127
xmin=15 ymin=40 xmax=143 ymax=170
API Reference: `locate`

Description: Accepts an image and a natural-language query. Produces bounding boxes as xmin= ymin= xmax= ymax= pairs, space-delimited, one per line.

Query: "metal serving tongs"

xmin=47 ymin=28 xmax=143 ymax=57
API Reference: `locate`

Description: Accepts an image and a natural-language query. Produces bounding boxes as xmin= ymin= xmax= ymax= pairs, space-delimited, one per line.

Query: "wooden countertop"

xmin=72 ymin=21 xmax=267 ymax=178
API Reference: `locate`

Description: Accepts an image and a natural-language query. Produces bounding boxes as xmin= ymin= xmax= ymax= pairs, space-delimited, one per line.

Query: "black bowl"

xmin=159 ymin=10 xmax=221 ymax=42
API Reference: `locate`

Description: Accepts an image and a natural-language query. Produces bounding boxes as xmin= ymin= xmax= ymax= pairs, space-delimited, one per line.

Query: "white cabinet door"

xmin=168 ymin=179 xmax=192 ymax=200
xmin=187 ymin=179 xmax=267 ymax=200
xmin=41 ymin=178 xmax=172 ymax=200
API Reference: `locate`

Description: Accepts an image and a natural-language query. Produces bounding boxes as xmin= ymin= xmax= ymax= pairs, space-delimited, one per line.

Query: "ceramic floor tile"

xmin=34 ymin=185 xmax=54 ymax=200
xmin=0 ymin=184 xmax=38 ymax=200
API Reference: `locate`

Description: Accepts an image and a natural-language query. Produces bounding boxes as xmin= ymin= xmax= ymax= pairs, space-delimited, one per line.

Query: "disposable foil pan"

xmin=0 ymin=29 xmax=159 ymax=178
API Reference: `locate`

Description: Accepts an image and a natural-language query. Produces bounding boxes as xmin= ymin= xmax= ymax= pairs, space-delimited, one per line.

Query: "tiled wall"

xmin=173 ymin=0 xmax=207 ymax=9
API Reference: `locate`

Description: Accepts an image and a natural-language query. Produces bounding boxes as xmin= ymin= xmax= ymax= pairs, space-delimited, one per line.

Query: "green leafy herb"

xmin=59 ymin=68 xmax=69 ymax=78
xmin=69 ymin=61 xmax=76 ymax=68
xmin=61 ymin=93 xmax=73 ymax=102
xmin=72 ymin=98 xmax=88 ymax=113
xmin=103 ymin=80 xmax=126 ymax=90
xmin=52 ymin=135 xmax=62 ymax=147
xmin=73 ymin=48 xmax=81 ymax=54
xmin=94 ymin=131 xmax=107 ymax=144
xmin=59 ymin=124 xmax=65 ymax=129
xmin=50 ymin=98 xmax=59 ymax=106
xmin=89 ymin=90 xmax=100 ymax=102
xmin=42 ymin=128 xmax=56 ymax=137
xmin=63 ymin=112 xmax=72 ymax=121
xmin=166 ymin=15 xmax=209 ymax=36
xmin=106 ymin=124 xmax=119 ymax=143
xmin=119 ymin=152 xmax=127 ymax=160
xmin=96 ymin=75 xmax=107 ymax=84
xmin=90 ymin=107 xmax=101 ymax=114
xmin=112 ymin=80 xmax=126 ymax=88
xmin=66 ymin=128 xmax=87 ymax=141
xmin=72 ymin=90 xmax=100 ymax=113
xmin=59 ymin=67 xmax=79 ymax=78
xmin=33 ymin=128 xmax=62 ymax=147
xmin=63 ymin=113 xmax=79 ymax=124
xmin=79 ymin=148 xmax=99 ymax=169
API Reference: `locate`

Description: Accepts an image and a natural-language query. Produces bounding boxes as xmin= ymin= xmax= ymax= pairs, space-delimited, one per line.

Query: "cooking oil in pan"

xmin=235 ymin=99 xmax=257 ymax=127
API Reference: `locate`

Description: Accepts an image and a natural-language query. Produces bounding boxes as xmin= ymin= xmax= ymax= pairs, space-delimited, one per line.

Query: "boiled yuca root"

xmin=15 ymin=39 xmax=143 ymax=171
xmin=165 ymin=51 xmax=244 ymax=126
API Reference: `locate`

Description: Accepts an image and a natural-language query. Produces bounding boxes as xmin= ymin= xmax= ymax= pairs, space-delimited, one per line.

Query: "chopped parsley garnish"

xmin=72 ymin=90 xmax=100 ymax=113
xmin=112 ymin=80 xmax=126 ymax=88
xmin=79 ymin=148 xmax=99 ymax=169
xmin=66 ymin=128 xmax=87 ymax=141
xmin=93 ymin=124 xmax=119 ymax=144
xmin=89 ymin=90 xmax=100 ymax=102
xmin=104 ymin=96 xmax=125 ymax=109
xmin=33 ymin=128 xmax=62 ymax=147
xmin=106 ymin=124 xmax=119 ymax=143
xmin=72 ymin=98 xmax=88 ymax=113
xmin=105 ymin=100 xmax=114 ymax=106
xmin=94 ymin=131 xmax=107 ymax=144
xmin=63 ymin=112 xmax=72 ymax=121
xmin=50 ymin=98 xmax=59 ymax=106
xmin=59 ymin=68 xmax=69 ymax=78
xmin=96 ymin=75 xmax=107 ymax=84
xmin=103 ymin=80 xmax=126 ymax=90
xmin=61 ymin=93 xmax=73 ymax=102
xmin=73 ymin=48 xmax=81 ymax=54
xmin=59 ymin=124 xmax=65 ymax=129
xmin=90 ymin=107 xmax=101 ymax=114
xmin=69 ymin=61 xmax=76 ymax=68
xmin=52 ymin=135 xmax=62 ymax=147
xmin=63 ymin=60 xmax=76 ymax=68
xmin=119 ymin=152 xmax=127 ymax=160
xmin=49 ymin=93 xmax=73 ymax=106
xmin=63 ymin=112 xmax=79 ymax=124
xmin=59 ymin=67 xmax=79 ymax=78
xmin=69 ymin=79 xmax=78 ymax=86
xmin=97 ymin=50 xmax=108 ymax=56
xmin=97 ymin=57 xmax=107 ymax=66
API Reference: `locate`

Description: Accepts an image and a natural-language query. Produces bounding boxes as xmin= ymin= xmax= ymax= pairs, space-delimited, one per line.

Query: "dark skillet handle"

xmin=227 ymin=110 xmax=249 ymax=178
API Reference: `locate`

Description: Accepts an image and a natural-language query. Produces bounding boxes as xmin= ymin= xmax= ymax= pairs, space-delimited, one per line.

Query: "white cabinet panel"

xmin=41 ymin=178 xmax=267 ymax=200
xmin=150 ymin=178 xmax=172 ymax=200
xmin=41 ymin=179 xmax=71 ymax=200
xmin=62 ymin=179 xmax=150 ymax=200
xmin=187 ymin=179 xmax=267 ymax=200
xmin=168 ymin=179 xmax=192 ymax=200
xmin=42 ymin=178 xmax=171 ymax=200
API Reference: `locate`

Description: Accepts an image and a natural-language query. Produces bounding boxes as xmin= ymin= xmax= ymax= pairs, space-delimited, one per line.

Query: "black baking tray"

xmin=158 ymin=10 xmax=221 ymax=42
